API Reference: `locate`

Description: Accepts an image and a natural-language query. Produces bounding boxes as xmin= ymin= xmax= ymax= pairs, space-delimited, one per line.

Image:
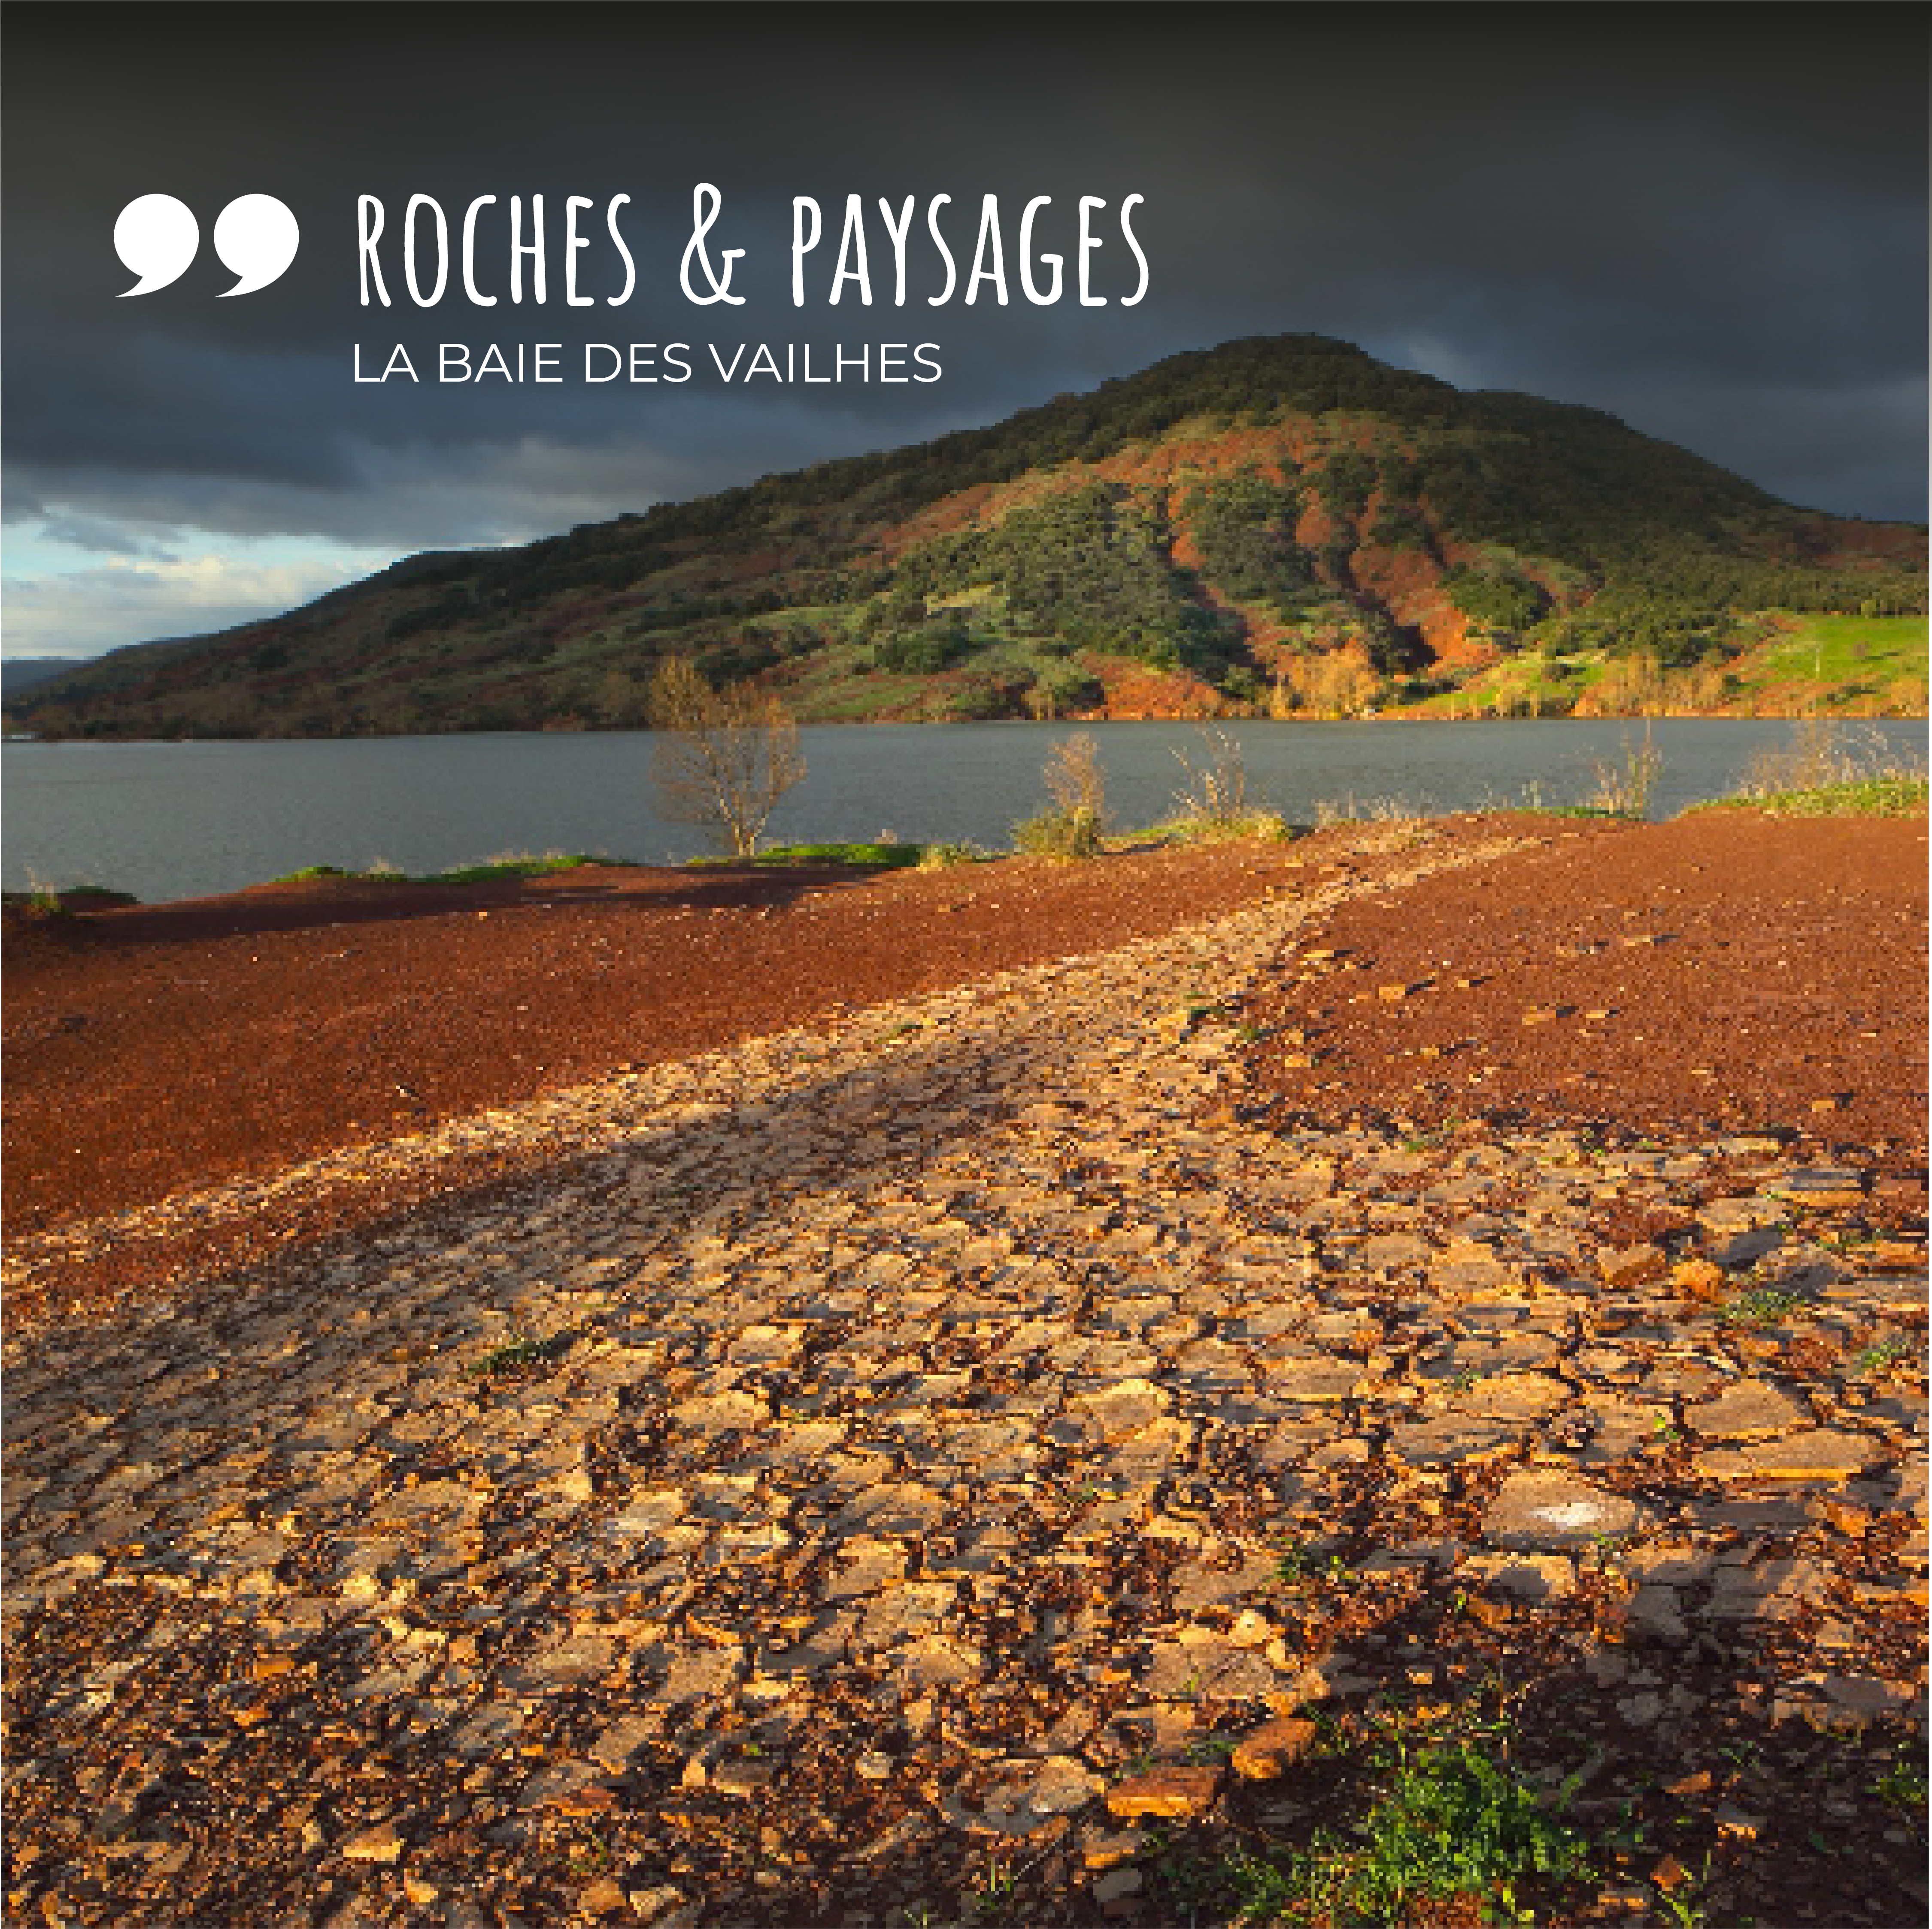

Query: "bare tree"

xmin=648 ymin=657 xmax=805 ymax=858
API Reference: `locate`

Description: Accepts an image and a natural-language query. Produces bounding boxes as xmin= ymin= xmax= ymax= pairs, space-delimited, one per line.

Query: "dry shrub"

xmin=1169 ymin=727 xmax=1286 ymax=841
xmin=649 ymin=657 xmax=805 ymax=858
xmin=1016 ymin=733 xmax=1107 ymax=858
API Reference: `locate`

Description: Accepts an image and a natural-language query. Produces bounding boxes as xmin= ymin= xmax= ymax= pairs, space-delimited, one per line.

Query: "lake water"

xmin=3 ymin=719 xmax=1923 ymax=906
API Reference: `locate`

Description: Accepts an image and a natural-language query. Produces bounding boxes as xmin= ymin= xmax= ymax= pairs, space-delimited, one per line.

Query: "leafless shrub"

xmin=648 ymin=657 xmax=805 ymax=858
xmin=1169 ymin=726 xmax=1287 ymax=841
xmin=1044 ymin=733 xmax=1106 ymax=822
xmin=1588 ymin=724 xmax=1664 ymax=816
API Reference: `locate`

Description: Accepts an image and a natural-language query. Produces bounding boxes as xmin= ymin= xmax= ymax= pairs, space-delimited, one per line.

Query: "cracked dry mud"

xmin=5 ymin=822 xmax=1926 ymax=1928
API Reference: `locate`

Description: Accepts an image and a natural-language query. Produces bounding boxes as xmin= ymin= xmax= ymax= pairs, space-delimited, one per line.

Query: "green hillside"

xmin=7 ymin=335 xmax=1925 ymax=738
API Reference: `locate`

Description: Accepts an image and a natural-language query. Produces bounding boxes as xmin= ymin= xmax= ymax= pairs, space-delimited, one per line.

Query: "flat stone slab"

xmin=728 ymin=1324 xmax=805 ymax=1365
xmin=1462 ymin=1552 xmax=1577 ymax=1603
xmin=1684 ymin=1379 xmax=1808 ymax=1441
xmin=1231 ymin=1717 xmax=1319 ymax=1780
xmin=1144 ymin=1631 xmax=1282 ymax=1701
xmin=1386 ymin=1415 xmax=1516 ymax=1468
xmin=670 ymin=1389 xmax=769 ymax=1432
xmin=892 ymin=1634 xmax=985 ymax=1687
xmin=1599 ymin=1244 xmax=1668 ymax=1289
xmin=1574 ymin=1393 xmax=1671 ymax=1465
xmin=856 ymin=1580 xmax=957 ymax=1651
xmin=1106 ymin=1765 xmax=1222 ymax=1821
xmin=1265 ymin=1358 xmax=1367 ymax=1403
xmin=339 ymin=1821 xmax=406 ymax=1865
xmin=1694 ymin=1430 xmax=1880 ymax=1484
xmin=651 ymin=1643 xmax=745 ymax=1707
xmin=1481 ymin=1469 xmax=1641 ymax=1550
xmin=1168 ymin=1553 xmax=1282 ymax=1613
xmin=830 ymin=1482 xmax=949 ymax=1537
xmin=1625 ymin=1541 xmax=1718 ymax=1586
xmin=1073 ymin=1378 xmax=1171 ymax=1438
xmin=1772 ymin=1169 xmax=1868 ymax=1209
xmin=1703 ymin=1557 xmax=1829 ymax=1623
xmin=1461 ymin=1371 xmax=1572 ymax=1422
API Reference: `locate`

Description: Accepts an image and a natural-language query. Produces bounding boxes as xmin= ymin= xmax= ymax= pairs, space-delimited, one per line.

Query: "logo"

xmin=115 ymin=193 xmax=300 ymax=297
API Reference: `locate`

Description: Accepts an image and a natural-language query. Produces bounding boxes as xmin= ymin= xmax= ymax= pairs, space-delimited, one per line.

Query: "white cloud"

xmin=2 ymin=540 xmax=394 ymax=657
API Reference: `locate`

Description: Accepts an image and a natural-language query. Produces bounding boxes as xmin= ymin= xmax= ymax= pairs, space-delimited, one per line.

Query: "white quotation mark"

xmin=115 ymin=193 xmax=300 ymax=297
xmin=114 ymin=194 xmax=198 ymax=294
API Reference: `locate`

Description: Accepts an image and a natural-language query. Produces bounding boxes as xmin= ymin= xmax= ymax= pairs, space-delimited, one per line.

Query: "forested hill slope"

xmin=9 ymin=334 xmax=1926 ymax=738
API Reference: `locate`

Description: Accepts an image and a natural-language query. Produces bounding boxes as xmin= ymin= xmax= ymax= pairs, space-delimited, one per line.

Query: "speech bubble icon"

xmin=115 ymin=193 xmax=199 ymax=296
xmin=213 ymin=193 xmax=299 ymax=296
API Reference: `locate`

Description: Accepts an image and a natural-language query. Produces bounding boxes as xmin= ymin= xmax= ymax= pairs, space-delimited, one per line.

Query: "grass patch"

xmin=1350 ymin=1737 xmax=1592 ymax=1920
xmin=1013 ymin=806 xmax=1103 ymax=859
xmin=916 ymin=840 xmax=993 ymax=868
xmin=1273 ymin=1539 xmax=1353 ymax=1588
xmin=1851 ymin=1336 xmax=1915 ymax=1378
xmin=1014 ymin=733 xmax=1109 ymax=858
xmin=273 ymin=852 xmax=614 ymax=886
xmin=1156 ymin=1717 xmax=1592 ymax=1926
xmin=1311 ymin=793 xmax=1429 ymax=828
xmin=1872 ymin=1742 xmax=1929 ymax=1820
xmin=1699 ymin=773 xmax=1929 ymax=817
xmin=1686 ymin=717 xmax=1929 ymax=817
xmin=1756 ymin=612 xmax=1929 ymax=691
xmin=685 ymin=840 xmax=927 ymax=869
xmin=476 ymin=1330 xmax=579 ymax=1378
xmin=3 ymin=883 xmax=139 ymax=914
xmin=1148 ymin=807 xmax=1293 ymax=846
xmin=1715 ymin=1283 xmax=1811 ymax=1328
xmin=1586 ymin=725 xmax=1664 ymax=818
xmin=422 ymin=853 xmax=609 ymax=884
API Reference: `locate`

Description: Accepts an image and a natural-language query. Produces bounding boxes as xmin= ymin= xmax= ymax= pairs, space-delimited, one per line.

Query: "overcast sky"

xmin=3 ymin=3 xmax=1925 ymax=658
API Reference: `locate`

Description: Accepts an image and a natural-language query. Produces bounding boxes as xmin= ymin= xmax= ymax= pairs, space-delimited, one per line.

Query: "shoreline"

xmin=3 ymin=822 xmax=1514 ymax=1323
xmin=6 ymin=810 xmax=1924 ymax=1325
xmin=6 ymin=698 xmax=1929 ymax=749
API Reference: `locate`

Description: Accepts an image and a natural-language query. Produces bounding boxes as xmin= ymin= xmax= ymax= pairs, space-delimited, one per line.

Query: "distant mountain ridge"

xmin=7 ymin=334 xmax=1925 ymax=737
xmin=1 ymin=655 xmax=100 ymax=699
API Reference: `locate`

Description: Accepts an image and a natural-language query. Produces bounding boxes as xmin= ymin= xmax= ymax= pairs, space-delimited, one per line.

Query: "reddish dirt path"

xmin=6 ymin=812 xmax=1923 ymax=1324
xmin=1243 ymin=811 xmax=1929 ymax=1161
xmin=4 ymin=837 xmax=1353 ymax=1241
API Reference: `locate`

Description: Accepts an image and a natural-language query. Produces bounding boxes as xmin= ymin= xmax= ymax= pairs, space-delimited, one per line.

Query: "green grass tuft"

xmin=1148 ymin=808 xmax=1293 ymax=846
xmin=1013 ymin=806 xmax=1104 ymax=859
xmin=1695 ymin=774 xmax=1929 ymax=817
xmin=1155 ymin=1715 xmax=1592 ymax=1926
xmin=685 ymin=840 xmax=926 ymax=869
xmin=274 ymin=853 xmax=614 ymax=886
xmin=1716 ymin=1283 xmax=1811 ymax=1328
xmin=915 ymin=840 xmax=993 ymax=868
xmin=1351 ymin=1738 xmax=1592 ymax=1921
xmin=3 ymin=883 xmax=139 ymax=914
xmin=476 ymin=1330 xmax=579 ymax=1377
xmin=421 ymin=853 xmax=607 ymax=884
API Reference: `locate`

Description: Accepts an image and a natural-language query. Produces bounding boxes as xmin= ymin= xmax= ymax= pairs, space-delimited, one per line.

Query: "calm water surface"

xmin=3 ymin=720 xmax=1923 ymax=905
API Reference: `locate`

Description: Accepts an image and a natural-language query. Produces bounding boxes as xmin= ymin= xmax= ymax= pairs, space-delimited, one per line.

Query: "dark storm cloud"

xmin=36 ymin=510 xmax=176 ymax=559
xmin=3 ymin=1 xmax=1925 ymax=569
